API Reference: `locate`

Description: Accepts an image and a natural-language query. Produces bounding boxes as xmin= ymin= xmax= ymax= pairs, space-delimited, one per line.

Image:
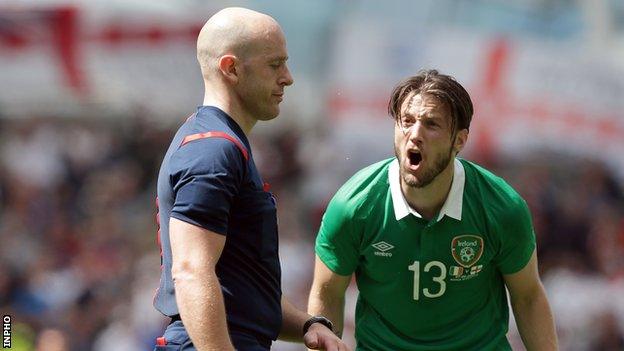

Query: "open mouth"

xmin=408 ymin=150 xmax=422 ymax=166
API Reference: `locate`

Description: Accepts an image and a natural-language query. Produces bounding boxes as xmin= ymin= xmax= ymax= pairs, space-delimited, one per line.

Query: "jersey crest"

xmin=451 ymin=235 xmax=484 ymax=268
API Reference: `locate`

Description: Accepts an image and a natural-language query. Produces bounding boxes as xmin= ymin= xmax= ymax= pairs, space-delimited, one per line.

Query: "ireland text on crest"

xmin=451 ymin=235 xmax=484 ymax=268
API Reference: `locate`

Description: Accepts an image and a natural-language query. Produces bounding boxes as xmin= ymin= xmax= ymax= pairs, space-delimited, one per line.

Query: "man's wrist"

xmin=303 ymin=316 xmax=334 ymax=335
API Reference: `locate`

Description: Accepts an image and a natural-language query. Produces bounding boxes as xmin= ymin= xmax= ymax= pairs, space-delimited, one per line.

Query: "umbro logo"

xmin=372 ymin=241 xmax=394 ymax=251
xmin=372 ymin=241 xmax=394 ymax=257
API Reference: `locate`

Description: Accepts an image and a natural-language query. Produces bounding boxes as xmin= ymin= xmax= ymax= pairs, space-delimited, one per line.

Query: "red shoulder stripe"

xmin=180 ymin=132 xmax=249 ymax=161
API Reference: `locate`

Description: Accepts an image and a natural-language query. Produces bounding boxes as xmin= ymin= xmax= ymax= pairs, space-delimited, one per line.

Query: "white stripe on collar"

xmin=388 ymin=158 xmax=465 ymax=221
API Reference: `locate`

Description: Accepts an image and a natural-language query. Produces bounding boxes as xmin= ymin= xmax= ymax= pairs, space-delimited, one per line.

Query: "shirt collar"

xmin=388 ymin=158 xmax=465 ymax=221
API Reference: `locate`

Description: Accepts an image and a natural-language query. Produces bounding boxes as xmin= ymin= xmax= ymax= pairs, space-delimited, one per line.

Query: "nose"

xmin=280 ymin=64 xmax=294 ymax=86
xmin=407 ymin=121 xmax=424 ymax=144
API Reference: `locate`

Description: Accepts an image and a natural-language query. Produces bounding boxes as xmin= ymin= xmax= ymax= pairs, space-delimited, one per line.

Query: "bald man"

xmin=153 ymin=8 xmax=349 ymax=351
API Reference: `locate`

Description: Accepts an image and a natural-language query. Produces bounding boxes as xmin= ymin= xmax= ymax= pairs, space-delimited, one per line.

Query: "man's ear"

xmin=218 ymin=54 xmax=239 ymax=83
xmin=454 ymin=129 xmax=469 ymax=154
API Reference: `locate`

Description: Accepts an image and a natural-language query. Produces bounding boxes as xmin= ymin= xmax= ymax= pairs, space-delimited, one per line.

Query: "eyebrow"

xmin=420 ymin=114 xmax=444 ymax=121
xmin=402 ymin=110 xmax=443 ymax=121
xmin=402 ymin=111 xmax=449 ymax=128
xmin=268 ymin=56 xmax=289 ymax=62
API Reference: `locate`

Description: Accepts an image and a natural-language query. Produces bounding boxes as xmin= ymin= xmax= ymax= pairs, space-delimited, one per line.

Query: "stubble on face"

xmin=396 ymin=143 xmax=454 ymax=188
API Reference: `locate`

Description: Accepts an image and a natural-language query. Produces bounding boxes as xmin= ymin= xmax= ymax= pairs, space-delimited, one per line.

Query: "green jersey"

xmin=316 ymin=158 xmax=535 ymax=351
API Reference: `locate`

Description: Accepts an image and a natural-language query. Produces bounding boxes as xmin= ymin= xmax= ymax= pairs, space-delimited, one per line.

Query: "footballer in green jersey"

xmin=308 ymin=70 xmax=558 ymax=351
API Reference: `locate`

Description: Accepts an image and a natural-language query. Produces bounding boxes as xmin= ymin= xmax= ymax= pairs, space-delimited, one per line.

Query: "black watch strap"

xmin=303 ymin=316 xmax=334 ymax=335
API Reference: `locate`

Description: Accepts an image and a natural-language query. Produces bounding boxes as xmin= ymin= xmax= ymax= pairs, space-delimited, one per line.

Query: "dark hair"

xmin=388 ymin=69 xmax=473 ymax=132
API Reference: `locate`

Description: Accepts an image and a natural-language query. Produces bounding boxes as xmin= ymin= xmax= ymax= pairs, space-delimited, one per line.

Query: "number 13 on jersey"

xmin=408 ymin=260 xmax=447 ymax=300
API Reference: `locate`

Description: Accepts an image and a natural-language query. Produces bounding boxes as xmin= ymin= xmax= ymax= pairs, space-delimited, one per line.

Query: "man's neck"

xmin=203 ymin=93 xmax=256 ymax=136
xmin=401 ymin=160 xmax=455 ymax=220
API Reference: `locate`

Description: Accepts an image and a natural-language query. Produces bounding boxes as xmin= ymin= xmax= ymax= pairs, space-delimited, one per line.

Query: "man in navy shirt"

xmin=153 ymin=7 xmax=348 ymax=351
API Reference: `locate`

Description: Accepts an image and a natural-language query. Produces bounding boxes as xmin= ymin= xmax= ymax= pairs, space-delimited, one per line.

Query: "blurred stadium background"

xmin=1 ymin=0 xmax=623 ymax=350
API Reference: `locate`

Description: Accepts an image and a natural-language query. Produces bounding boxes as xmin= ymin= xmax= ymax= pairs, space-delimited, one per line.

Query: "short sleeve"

xmin=494 ymin=198 xmax=536 ymax=274
xmin=315 ymin=194 xmax=361 ymax=276
xmin=169 ymin=137 xmax=245 ymax=235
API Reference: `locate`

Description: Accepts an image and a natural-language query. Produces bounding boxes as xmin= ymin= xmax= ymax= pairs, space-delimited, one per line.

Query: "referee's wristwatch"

xmin=303 ymin=316 xmax=334 ymax=335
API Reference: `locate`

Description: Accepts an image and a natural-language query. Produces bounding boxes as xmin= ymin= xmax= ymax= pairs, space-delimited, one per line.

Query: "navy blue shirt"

xmin=154 ymin=106 xmax=282 ymax=344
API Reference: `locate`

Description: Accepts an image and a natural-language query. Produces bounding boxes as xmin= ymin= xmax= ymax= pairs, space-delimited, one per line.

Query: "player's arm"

xmin=170 ymin=217 xmax=235 ymax=351
xmin=308 ymin=255 xmax=352 ymax=338
xmin=308 ymin=187 xmax=357 ymax=348
xmin=280 ymin=296 xmax=349 ymax=350
xmin=503 ymin=249 xmax=558 ymax=351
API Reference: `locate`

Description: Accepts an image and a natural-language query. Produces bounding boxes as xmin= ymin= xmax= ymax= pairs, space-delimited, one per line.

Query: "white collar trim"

xmin=388 ymin=158 xmax=465 ymax=221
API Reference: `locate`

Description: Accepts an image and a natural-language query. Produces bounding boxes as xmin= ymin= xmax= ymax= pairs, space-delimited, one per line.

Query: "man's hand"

xmin=304 ymin=323 xmax=351 ymax=351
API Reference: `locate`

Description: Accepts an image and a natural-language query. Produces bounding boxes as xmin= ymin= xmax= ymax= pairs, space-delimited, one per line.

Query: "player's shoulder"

xmin=169 ymin=126 xmax=247 ymax=174
xmin=460 ymin=158 xmax=526 ymax=211
xmin=330 ymin=158 xmax=393 ymax=214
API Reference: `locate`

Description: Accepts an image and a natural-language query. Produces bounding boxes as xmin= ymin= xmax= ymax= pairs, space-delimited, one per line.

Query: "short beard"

xmin=397 ymin=145 xmax=454 ymax=189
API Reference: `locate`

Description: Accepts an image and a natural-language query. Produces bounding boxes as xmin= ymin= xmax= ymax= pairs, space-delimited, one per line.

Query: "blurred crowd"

xmin=0 ymin=115 xmax=623 ymax=350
